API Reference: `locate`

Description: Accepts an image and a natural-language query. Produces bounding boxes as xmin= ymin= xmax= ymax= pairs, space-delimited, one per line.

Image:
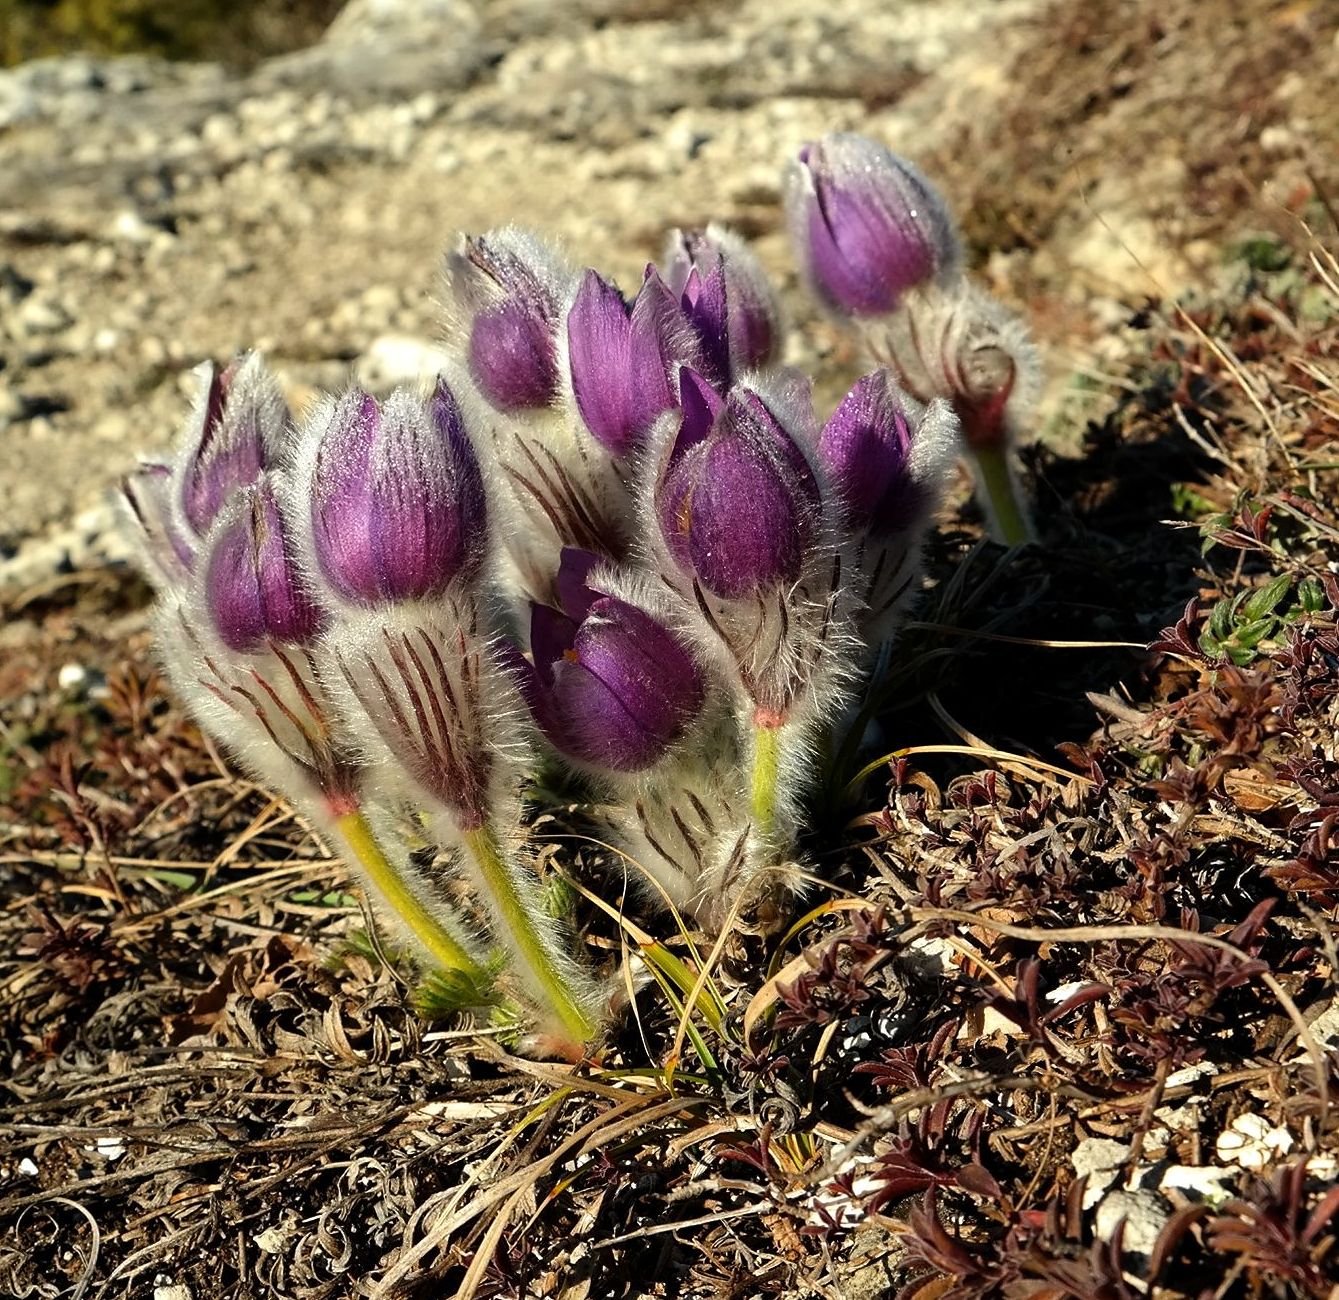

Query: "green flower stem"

xmin=751 ymin=722 xmax=783 ymax=848
xmin=461 ymin=823 xmax=594 ymax=1048
xmin=971 ymin=442 xmax=1033 ymax=547
xmin=332 ymin=808 xmax=484 ymax=980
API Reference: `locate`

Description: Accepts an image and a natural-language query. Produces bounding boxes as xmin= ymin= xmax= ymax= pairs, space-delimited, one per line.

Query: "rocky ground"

xmin=4 ymin=1 xmax=1339 ymax=1297
xmin=2 ymin=0 xmax=1334 ymax=587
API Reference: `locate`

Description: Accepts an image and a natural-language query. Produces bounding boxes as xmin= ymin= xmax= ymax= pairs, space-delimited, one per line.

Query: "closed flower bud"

xmin=177 ymin=354 xmax=290 ymax=538
xmin=664 ymin=225 xmax=782 ymax=386
xmin=524 ymin=549 xmax=704 ymax=772
xmin=658 ymin=373 xmax=819 ymax=599
xmin=565 ymin=267 xmax=696 ymax=457
xmin=818 ymin=370 xmax=924 ymax=533
xmin=204 ymin=476 xmax=324 ymax=653
xmin=784 ymin=133 xmax=959 ymax=317
xmin=447 ymin=230 xmax=565 ymax=413
xmin=302 ymin=379 xmax=486 ymax=606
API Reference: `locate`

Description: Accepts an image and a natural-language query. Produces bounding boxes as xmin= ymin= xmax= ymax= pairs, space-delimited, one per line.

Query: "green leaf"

xmin=641 ymin=960 xmax=720 ymax=1077
xmin=1298 ymin=577 xmax=1326 ymax=613
xmin=147 ymin=869 xmax=199 ymax=890
xmin=1232 ymin=618 xmax=1277 ymax=651
xmin=639 ymin=942 xmax=728 ymax=1037
xmin=1241 ymin=574 xmax=1292 ymax=622
xmin=1230 ymin=236 xmax=1291 ymax=273
xmin=413 ymin=966 xmax=498 ymax=1018
xmin=1171 ymin=483 xmax=1216 ymax=518
xmin=1208 ymin=600 xmax=1234 ymax=641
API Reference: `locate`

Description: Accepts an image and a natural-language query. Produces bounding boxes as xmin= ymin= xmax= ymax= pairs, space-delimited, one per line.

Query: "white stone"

xmin=58 ymin=663 xmax=88 ymax=691
xmin=355 ymin=334 xmax=453 ymax=392
xmin=16 ymin=297 xmax=72 ymax=335
xmin=1215 ymin=1112 xmax=1294 ymax=1171
xmin=1093 ymin=1188 xmax=1169 ymax=1274
xmin=1159 ymin=1164 xmax=1236 ymax=1205
xmin=1071 ymin=1137 xmax=1131 ymax=1209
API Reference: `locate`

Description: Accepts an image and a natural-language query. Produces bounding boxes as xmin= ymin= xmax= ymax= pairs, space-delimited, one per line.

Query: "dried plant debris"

xmin=5 ymin=152 xmax=1339 ymax=1300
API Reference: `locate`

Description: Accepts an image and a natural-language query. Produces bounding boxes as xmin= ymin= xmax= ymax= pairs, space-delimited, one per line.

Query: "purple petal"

xmin=469 ymin=298 xmax=559 ymax=412
xmin=549 ymin=597 xmax=703 ymax=770
xmin=555 ymin=547 xmax=602 ymax=622
xmin=627 ymin=268 xmax=695 ymax=433
xmin=310 ymin=390 xmax=381 ymax=601
xmin=678 ymin=263 xmax=730 ymax=386
xmin=310 ymin=382 xmax=486 ymax=605
xmin=180 ymin=365 xmax=265 ymax=536
xmin=122 ymin=461 xmax=195 ymax=577
xmin=687 ymin=427 xmax=807 ymax=598
xmin=666 ymin=227 xmax=780 ymax=383
xmin=673 ymin=366 xmax=725 ymax=459
xmin=206 ymin=479 xmax=323 ymax=652
xmin=818 ymin=370 xmax=916 ymax=528
xmin=787 ymin=134 xmax=957 ymax=317
xmin=735 ymin=387 xmax=820 ymax=511
xmin=530 ymin=602 xmax=579 ymax=687
xmin=566 ymin=270 xmax=638 ymax=455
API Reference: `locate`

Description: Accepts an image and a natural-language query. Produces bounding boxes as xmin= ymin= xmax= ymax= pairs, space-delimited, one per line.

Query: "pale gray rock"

xmin=261 ymin=0 xmax=488 ymax=99
xmin=1071 ymin=1136 xmax=1132 ymax=1209
xmin=1093 ymin=1188 xmax=1170 ymax=1278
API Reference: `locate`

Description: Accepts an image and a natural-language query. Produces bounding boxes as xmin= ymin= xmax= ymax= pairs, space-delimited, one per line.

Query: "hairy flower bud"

xmin=565 ymin=267 xmax=695 ymax=457
xmin=818 ymin=370 xmax=925 ymax=533
xmin=658 ymin=374 xmax=819 ymax=599
xmin=523 ymin=549 xmax=704 ymax=772
xmin=203 ymin=476 xmax=325 ymax=653
xmin=664 ymin=225 xmax=782 ymax=386
xmin=447 ymin=229 xmax=565 ymax=414
xmin=177 ymin=354 xmax=290 ymax=538
xmin=784 ymin=133 xmax=959 ymax=317
xmin=301 ymin=379 xmax=486 ymax=606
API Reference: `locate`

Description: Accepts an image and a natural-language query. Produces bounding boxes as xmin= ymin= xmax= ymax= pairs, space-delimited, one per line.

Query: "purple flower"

xmin=818 ymin=370 xmax=923 ymax=533
xmin=565 ymin=267 xmax=697 ymax=456
xmin=784 ymin=133 xmax=958 ymax=317
xmin=204 ymin=476 xmax=324 ymax=653
xmin=664 ymin=226 xmax=781 ymax=386
xmin=657 ymin=372 xmax=820 ymax=599
xmin=521 ymin=549 xmax=704 ymax=772
xmin=178 ymin=354 xmax=290 ymax=537
xmin=450 ymin=232 xmax=563 ymax=413
xmin=304 ymin=379 xmax=486 ymax=606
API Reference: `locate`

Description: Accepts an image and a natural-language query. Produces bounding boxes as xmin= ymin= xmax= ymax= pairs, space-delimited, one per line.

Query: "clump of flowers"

xmin=123 ymin=135 xmax=1023 ymax=1056
xmin=785 ymin=132 xmax=1042 ymax=545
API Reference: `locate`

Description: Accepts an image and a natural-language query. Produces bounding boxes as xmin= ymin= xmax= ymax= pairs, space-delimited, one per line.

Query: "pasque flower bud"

xmin=784 ymin=133 xmax=959 ymax=317
xmin=657 ymin=372 xmax=819 ymax=599
xmin=204 ymin=476 xmax=326 ymax=654
xmin=522 ymin=549 xmax=705 ymax=772
xmin=176 ymin=353 xmax=290 ymax=538
xmin=565 ymin=267 xmax=696 ymax=457
xmin=819 ymin=369 xmax=924 ymax=533
xmin=663 ymin=225 xmax=782 ymax=387
xmin=447 ymin=229 xmax=565 ymax=414
xmin=818 ymin=371 xmax=958 ymax=642
xmin=301 ymin=379 xmax=486 ymax=606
